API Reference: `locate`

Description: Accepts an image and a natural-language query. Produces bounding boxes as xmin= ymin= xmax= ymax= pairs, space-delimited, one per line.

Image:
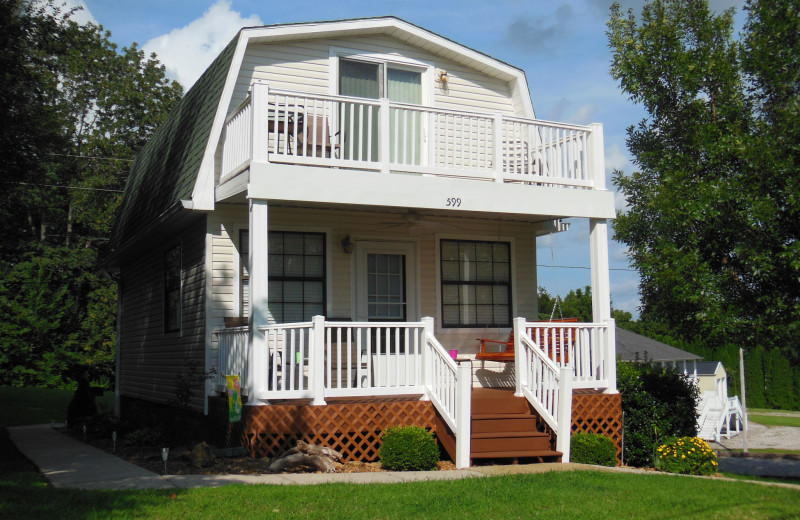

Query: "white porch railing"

xmin=220 ymin=83 xmax=602 ymax=189
xmin=421 ymin=317 xmax=472 ymax=469
xmin=525 ymin=320 xmax=615 ymax=390
xmin=514 ymin=318 xmax=573 ymax=461
xmin=215 ymin=326 xmax=250 ymax=393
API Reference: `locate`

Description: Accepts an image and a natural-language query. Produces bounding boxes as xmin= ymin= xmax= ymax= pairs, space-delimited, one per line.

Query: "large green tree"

xmin=608 ymin=0 xmax=800 ymax=359
xmin=0 ymin=0 xmax=182 ymax=387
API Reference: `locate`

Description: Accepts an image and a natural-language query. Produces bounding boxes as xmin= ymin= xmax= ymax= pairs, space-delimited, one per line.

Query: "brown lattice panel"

xmin=571 ymin=390 xmax=623 ymax=464
xmin=240 ymin=396 xmax=436 ymax=461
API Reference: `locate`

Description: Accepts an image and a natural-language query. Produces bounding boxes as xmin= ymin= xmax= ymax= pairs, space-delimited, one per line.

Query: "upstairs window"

xmin=164 ymin=244 xmax=182 ymax=333
xmin=440 ymin=239 xmax=511 ymax=328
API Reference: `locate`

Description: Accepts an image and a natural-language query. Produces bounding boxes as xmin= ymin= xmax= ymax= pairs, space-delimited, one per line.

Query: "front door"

xmin=355 ymin=241 xmax=418 ymax=386
xmin=355 ymin=241 xmax=417 ymax=323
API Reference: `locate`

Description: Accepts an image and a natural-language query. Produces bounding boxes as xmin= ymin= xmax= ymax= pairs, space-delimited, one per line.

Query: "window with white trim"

xmin=240 ymin=231 xmax=326 ymax=323
xmin=440 ymin=239 xmax=511 ymax=328
xmin=164 ymin=244 xmax=182 ymax=333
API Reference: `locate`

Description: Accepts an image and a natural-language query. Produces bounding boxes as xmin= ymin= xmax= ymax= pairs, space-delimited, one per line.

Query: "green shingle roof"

xmin=110 ymin=34 xmax=239 ymax=249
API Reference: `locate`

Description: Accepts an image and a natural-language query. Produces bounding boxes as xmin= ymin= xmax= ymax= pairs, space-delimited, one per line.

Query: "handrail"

xmin=421 ymin=316 xmax=471 ymax=468
xmin=525 ymin=321 xmax=611 ymax=390
xmin=214 ymin=326 xmax=251 ymax=394
xmin=221 ymin=83 xmax=603 ymax=189
xmin=514 ymin=318 xmax=573 ymax=461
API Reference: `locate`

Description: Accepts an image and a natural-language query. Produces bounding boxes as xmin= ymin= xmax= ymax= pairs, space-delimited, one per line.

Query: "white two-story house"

xmin=107 ymin=17 xmax=620 ymax=468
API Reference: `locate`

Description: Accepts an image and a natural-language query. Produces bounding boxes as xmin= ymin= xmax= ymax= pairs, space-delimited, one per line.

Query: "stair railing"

xmin=422 ymin=317 xmax=472 ymax=468
xmin=514 ymin=317 xmax=573 ymax=462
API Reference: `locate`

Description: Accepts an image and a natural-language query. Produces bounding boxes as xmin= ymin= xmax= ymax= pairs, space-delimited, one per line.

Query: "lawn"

xmin=2 ymin=388 xmax=800 ymax=519
xmin=749 ymin=414 xmax=800 ymax=428
xmin=0 ymin=387 xmax=114 ymax=427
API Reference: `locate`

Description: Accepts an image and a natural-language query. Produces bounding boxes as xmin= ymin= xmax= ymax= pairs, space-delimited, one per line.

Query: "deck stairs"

xmin=436 ymin=388 xmax=562 ymax=464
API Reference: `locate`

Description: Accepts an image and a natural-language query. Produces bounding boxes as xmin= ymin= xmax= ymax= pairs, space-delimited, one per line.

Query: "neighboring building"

xmin=106 ymin=17 xmax=620 ymax=468
xmin=615 ymin=329 xmax=743 ymax=442
xmin=616 ymin=327 xmax=702 ymax=375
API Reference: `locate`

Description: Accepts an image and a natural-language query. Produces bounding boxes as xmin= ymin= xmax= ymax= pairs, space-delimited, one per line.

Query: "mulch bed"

xmin=62 ymin=428 xmax=456 ymax=475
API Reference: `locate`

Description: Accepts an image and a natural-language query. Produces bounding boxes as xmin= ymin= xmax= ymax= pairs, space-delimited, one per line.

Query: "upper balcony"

xmin=218 ymin=83 xmax=612 ymax=219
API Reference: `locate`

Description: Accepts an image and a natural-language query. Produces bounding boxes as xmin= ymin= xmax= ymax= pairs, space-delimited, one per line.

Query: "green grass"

xmin=1 ymin=462 xmax=799 ymax=520
xmin=747 ymin=408 xmax=800 ymax=415
xmin=0 ymin=387 xmax=114 ymax=427
xmin=719 ymin=448 xmax=800 ymax=456
xmin=2 ymin=388 xmax=799 ymax=519
xmin=749 ymin=414 xmax=800 ymax=428
xmin=721 ymin=472 xmax=800 ymax=485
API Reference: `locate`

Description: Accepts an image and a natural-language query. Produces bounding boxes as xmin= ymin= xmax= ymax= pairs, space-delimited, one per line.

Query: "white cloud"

xmin=55 ymin=0 xmax=97 ymax=26
xmin=566 ymin=103 xmax=598 ymax=125
xmin=142 ymin=0 xmax=262 ymax=89
xmin=604 ymin=143 xmax=628 ymax=172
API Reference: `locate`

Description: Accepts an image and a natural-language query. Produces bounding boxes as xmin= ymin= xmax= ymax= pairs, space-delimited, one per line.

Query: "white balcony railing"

xmin=221 ymin=83 xmax=603 ymax=188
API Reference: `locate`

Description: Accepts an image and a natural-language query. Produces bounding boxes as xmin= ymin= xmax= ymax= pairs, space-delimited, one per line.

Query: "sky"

xmin=73 ymin=0 xmax=746 ymax=318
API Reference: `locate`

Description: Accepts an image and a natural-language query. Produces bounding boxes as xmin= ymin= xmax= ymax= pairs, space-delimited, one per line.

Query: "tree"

xmin=608 ymin=0 xmax=800 ymax=359
xmin=0 ymin=1 xmax=182 ymax=387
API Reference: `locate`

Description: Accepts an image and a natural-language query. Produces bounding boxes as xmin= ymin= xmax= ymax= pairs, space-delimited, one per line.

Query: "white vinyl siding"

xmin=230 ymin=35 xmax=516 ymax=118
xmin=118 ymin=217 xmax=207 ymax=410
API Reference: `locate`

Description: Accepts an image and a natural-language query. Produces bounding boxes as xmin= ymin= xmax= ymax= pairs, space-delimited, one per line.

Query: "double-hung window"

xmin=164 ymin=244 xmax=182 ymax=333
xmin=240 ymin=231 xmax=326 ymax=323
xmin=440 ymin=239 xmax=511 ymax=328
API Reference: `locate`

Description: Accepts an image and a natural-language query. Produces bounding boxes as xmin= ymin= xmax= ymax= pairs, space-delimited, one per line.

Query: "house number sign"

xmin=445 ymin=197 xmax=462 ymax=207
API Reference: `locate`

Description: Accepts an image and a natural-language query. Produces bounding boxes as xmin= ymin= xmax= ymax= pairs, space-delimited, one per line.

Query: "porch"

xmin=215 ymin=316 xmax=617 ymax=468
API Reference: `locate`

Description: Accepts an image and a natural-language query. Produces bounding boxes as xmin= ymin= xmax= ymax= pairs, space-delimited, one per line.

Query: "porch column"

xmin=589 ymin=218 xmax=616 ymax=392
xmin=248 ymin=199 xmax=269 ymax=400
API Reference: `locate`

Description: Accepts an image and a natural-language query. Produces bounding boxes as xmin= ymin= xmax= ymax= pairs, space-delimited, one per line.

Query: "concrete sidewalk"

xmin=7 ymin=424 xmax=586 ymax=490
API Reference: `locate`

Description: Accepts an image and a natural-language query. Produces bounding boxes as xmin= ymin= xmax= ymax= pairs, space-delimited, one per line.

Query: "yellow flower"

xmin=682 ymin=455 xmax=686 ymax=459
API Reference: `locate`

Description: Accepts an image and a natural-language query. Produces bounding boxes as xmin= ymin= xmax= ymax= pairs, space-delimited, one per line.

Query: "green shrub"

xmin=618 ymin=360 xmax=699 ymax=467
xmin=570 ymin=432 xmax=617 ymax=466
xmin=655 ymin=437 xmax=718 ymax=475
xmin=379 ymin=426 xmax=439 ymax=471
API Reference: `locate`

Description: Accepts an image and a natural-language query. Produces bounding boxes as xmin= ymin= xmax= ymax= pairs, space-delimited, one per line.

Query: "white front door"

xmin=355 ymin=241 xmax=418 ymax=323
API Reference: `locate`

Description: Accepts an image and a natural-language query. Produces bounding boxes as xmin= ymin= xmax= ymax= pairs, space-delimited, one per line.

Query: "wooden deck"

xmin=208 ymin=387 xmax=622 ymax=465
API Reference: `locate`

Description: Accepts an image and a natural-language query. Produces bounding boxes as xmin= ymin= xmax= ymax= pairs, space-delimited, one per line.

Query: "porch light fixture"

xmin=341 ymin=234 xmax=354 ymax=254
xmin=162 ymin=447 xmax=169 ymax=474
xmin=438 ymin=70 xmax=448 ymax=83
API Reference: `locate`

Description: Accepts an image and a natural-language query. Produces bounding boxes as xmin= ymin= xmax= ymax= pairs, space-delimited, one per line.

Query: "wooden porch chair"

xmin=297 ymin=115 xmax=341 ymax=158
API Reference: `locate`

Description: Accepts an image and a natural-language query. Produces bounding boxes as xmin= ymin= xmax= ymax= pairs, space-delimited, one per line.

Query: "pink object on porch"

xmin=449 ymin=349 xmax=458 ymax=360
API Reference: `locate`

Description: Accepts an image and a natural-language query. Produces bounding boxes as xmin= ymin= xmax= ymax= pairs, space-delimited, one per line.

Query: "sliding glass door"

xmin=339 ymin=58 xmax=423 ymax=165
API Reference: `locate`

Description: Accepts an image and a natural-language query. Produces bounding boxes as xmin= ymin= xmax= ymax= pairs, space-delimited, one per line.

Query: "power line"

xmin=7 ymin=182 xmax=123 ymax=193
xmin=49 ymin=153 xmax=134 ymax=162
xmin=537 ymin=264 xmax=636 ymax=272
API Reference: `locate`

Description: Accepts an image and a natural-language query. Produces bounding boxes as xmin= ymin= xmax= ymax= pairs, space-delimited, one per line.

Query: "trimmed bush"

xmin=570 ymin=432 xmax=617 ymax=466
xmin=618 ymin=360 xmax=699 ymax=467
xmin=379 ymin=426 xmax=439 ymax=471
xmin=655 ymin=437 xmax=718 ymax=475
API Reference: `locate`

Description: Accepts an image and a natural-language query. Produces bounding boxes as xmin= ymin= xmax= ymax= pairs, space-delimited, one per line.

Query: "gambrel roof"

xmin=110 ymin=16 xmax=533 ymax=252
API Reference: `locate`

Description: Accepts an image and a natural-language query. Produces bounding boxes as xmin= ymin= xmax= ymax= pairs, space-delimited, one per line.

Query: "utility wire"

xmin=537 ymin=264 xmax=636 ymax=272
xmin=49 ymin=153 xmax=134 ymax=162
xmin=6 ymin=182 xmax=123 ymax=193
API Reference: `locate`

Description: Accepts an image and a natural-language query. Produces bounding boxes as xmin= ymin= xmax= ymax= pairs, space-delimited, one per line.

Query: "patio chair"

xmin=297 ymin=115 xmax=341 ymax=158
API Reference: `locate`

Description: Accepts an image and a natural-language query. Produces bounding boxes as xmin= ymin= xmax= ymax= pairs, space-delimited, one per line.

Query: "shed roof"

xmin=616 ymin=328 xmax=703 ymax=363
xmin=696 ymin=361 xmax=724 ymax=376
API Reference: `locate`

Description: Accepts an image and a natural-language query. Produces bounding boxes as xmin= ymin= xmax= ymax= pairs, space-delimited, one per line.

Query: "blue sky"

xmin=75 ymin=0 xmax=744 ymax=317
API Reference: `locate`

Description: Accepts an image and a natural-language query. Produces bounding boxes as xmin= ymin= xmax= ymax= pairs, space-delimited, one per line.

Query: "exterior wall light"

xmin=341 ymin=234 xmax=354 ymax=254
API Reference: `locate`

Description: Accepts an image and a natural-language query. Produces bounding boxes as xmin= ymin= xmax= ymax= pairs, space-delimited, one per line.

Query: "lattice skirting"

xmin=237 ymin=397 xmax=436 ymax=461
xmin=571 ymin=390 xmax=623 ymax=464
